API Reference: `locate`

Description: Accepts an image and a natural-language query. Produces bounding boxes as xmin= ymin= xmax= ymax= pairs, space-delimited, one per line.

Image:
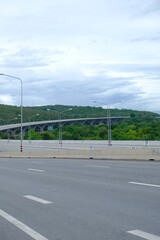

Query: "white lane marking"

xmin=127 ymin=230 xmax=160 ymax=240
xmin=31 ymin=161 xmax=42 ymax=164
xmin=28 ymin=168 xmax=44 ymax=172
xmin=129 ymin=182 xmax=160 ymax=188
xmin=87 ymin=165 xmax=109 ymax=168
xmin=0 ymin=209 xmax=48 ymax=240
xmin=24 ymin=195 xmax=52 ymax=204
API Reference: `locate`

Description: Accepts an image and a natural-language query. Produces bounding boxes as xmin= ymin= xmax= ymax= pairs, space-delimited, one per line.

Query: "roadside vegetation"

xmin=0 ymin=104 xmax=160 ymax=140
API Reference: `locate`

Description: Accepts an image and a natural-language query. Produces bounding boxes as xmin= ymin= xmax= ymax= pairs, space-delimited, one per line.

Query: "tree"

xmin=98 ymin=127 xmax=107 ymax=139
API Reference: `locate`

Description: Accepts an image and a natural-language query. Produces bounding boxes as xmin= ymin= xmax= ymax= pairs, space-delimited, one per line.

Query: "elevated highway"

xmin=0 ymin=116 xmax=129 ymax=136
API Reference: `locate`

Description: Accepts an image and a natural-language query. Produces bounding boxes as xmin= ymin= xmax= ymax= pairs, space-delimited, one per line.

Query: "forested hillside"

xmin=0 ymin=104 xmax=160 ymax=140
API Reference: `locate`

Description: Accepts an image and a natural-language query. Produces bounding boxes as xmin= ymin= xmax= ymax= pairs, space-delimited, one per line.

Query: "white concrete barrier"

xmin=0 ymin=147 xmax=160 ymax=160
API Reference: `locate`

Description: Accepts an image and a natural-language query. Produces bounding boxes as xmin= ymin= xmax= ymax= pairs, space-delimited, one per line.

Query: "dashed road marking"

xmin=87 ymin=165 xmax=109 ymax=168
xmin=24 ymin=195 xmax=52 ymax=204
xmin=31 ymin=161 xmax=42 ymax=164
xmin=28 ymin=168 xmax=44 ymax=172
xmin=0 ymin=209 xmax=48 ymax=240
xmin=129 ymin=182 xmax=160 ymax=188
xmin=127 ymin=230 xmax=160 ymax=240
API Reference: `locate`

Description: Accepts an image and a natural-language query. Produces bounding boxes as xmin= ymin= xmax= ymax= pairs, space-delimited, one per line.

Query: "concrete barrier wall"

xmin=0 ymin=147 xmax=160 ymax=160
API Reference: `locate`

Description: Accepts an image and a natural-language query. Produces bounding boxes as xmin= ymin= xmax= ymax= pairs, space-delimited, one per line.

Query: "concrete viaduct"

xmin=0 ymin=116 xmax=129 ymax=137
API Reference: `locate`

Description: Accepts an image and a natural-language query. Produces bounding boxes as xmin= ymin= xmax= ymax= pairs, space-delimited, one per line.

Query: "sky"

xmin=0 ymin=0 xmax=160 ymax=113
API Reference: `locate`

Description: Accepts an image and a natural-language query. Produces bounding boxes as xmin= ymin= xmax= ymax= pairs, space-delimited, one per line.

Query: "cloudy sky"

xmin=0 ymin=0 xmax=160 ymax=113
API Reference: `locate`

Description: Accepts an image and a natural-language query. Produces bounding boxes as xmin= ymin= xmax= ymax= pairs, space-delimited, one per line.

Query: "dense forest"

xmin=0 ymin=104 xmax=160 ymax=140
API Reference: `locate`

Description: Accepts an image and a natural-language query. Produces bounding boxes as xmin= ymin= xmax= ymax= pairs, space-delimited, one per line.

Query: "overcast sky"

xmin=0 ymin=0 xmax=160 ymax=113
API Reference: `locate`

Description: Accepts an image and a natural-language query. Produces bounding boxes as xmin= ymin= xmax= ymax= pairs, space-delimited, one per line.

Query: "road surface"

xmin=0 ymin=158 xmax=160 ymax=240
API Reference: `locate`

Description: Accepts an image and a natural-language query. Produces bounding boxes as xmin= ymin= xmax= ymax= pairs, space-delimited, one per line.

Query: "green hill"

xmin=0 ymin=104 xmax=160 ymax=140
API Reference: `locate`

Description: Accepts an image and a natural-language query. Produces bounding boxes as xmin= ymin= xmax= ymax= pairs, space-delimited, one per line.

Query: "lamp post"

xmin=0 ymin=73 xmax=23 ymax=152
xmin=24 ymin=113 xmax=40 ymax=143
xmin=93 ymin=100 xmax=123 ymax=146
xmin=59 ymin=108 xmax=72 ymax=146
xmin=47 ymin=108 xmax=72 ymax=146
xmin=93 ymin=100 xmax=111 ymax=145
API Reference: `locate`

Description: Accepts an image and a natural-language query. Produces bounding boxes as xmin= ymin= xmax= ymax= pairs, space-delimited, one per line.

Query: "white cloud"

xmin=0 ymin=94 xmax=16 ymax=105
xmin=0 ymin=0 xmax=159 ymax=113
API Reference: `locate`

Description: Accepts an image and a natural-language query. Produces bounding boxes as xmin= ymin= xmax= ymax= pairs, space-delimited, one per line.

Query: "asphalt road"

xmin=0 ymin=158 xmax=160 ymax=240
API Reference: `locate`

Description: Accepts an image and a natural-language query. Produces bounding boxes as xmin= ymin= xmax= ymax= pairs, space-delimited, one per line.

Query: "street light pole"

xmin=47 ymin=108 xmax=61 ymax=144
xmin=24 ymin=113 xmax=39 ymax=143
xmin=93 ymin=100 xmax=111 ymax=145
xmin=0 ymin=73 xmax=23 ymax=152
xmin=47 ymin=108 xmax=72 ymax=146
xmin=107 ymin=104 xmax=111 ymax=145
xmin=59 ymin=112 xmax=62 ymax=145
xmin=59 ymin=108 xmax=72 ymax=146
xmin=93 ymin=100 xmax=123 ymax=146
